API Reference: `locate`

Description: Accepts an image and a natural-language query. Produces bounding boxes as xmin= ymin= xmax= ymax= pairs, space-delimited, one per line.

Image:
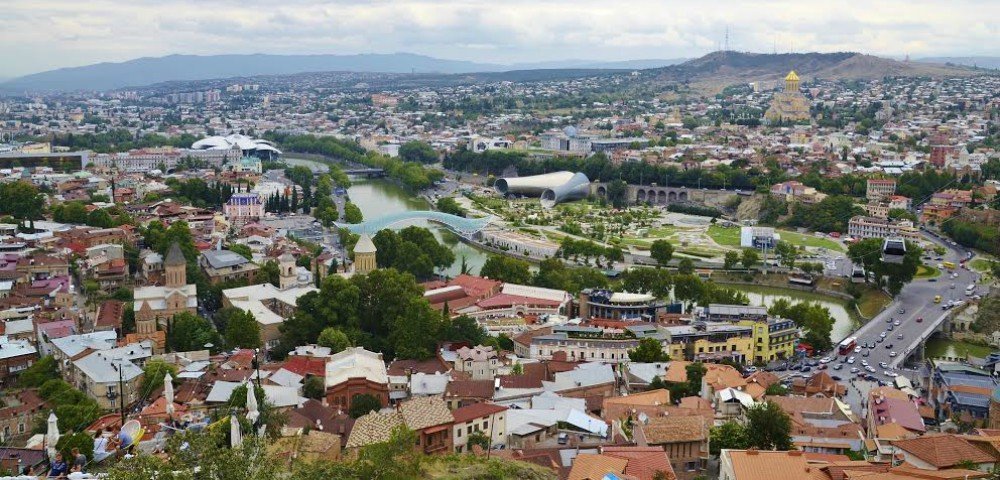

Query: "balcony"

xmin=424 ymin=442 xmax=449 ymax=454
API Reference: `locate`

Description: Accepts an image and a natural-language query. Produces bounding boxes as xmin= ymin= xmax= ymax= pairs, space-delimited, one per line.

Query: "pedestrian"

xmin=71 ymin=447 xmax=86 ymax=473
xmin=49 ymin=452 xmax=69 ymax=478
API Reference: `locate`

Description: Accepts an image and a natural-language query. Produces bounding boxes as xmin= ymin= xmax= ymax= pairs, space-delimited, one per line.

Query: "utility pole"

xmin=117 ymin=360 xmax=126 ymax=426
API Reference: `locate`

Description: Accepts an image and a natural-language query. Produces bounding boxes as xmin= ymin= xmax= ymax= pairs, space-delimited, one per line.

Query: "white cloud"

xmin=1 ymin=0 xmax=997 ymax=76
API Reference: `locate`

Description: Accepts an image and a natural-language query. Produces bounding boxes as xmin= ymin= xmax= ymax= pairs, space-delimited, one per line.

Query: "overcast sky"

xmin=2 ymin=0 xmax=997 ymax=77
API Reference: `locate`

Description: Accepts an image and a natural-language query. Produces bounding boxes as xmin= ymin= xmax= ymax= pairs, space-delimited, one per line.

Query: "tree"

xmin=765 ymin=383 xmax=789 ymax=396
xmin=619 ymin=268 xmax=673 ymax=299
xmin=436 ymin=197 xmax=465 ymax=216
xmin=774 ymin=241 xmax=798 ymax=269
xmin=769 ymin=299 xmax=835 ymax=352
xmin=372 ymin=227 xmax=455 ymax=280
xmin=303 ymin=376 xmax=326 ymax=400
xmin=744 ymin=401 xmax=793 ymax=450
xmin=228 ymin=384 xmax=287 ymax=439
xmin=628 ymin=337 xmax=670 ymax=363
xmin=685 ymin=362 xmax=707 ymax=398
xmin=606 ymin=180 xmax=629 ymax=208
xmin=348 ymin=393 xmax=382 ymax=419
xmin=107 ymin=431 xmax=279 ymax=480
xmin=847 ymin=238 xmax=922 ymax=296
xmin=140 ymin=359 xmax=179 ymax=397
xmin=224 ymin=309 xmax=261 ymax=350
xmin=467 ymin=431 xmax=491 ymax=451
xmin=229 ymin=244 xmax=253 ymax=261
xmin=317 ymin=327 xmax=352 ymax=353
xmin=0 ymin=181 xmax=45 ymax=228
xmin=709 ymin=421 xmax=748 ymax=455
xmin=168 ymin=312 xmax=221 ymax=353
xmin=399 ymin=141 xmax=438 ymax=164
xmin=279 ymin=269 xmax=443 ymax=359
xmin=677 ymin=258 xmax=695 ymax=275
xmin=17 ymin=355 xmax=58 ymax=388
xmin=440 ymin=315 xmax=487 ymax=346
xmin=724 ymin=250 xmax=740 ymax=270
xmin=343 ymin=201 xmax=364 ymax=223
xmin=480 ymin=255 xmax=531 ymax=284
xmin=741 ymin=248 xmax=760 ymax=269
xmin=650 ymin=240 xmax=674 ymax=267
xmin=258 ymin=260 xmax=280 ymax=286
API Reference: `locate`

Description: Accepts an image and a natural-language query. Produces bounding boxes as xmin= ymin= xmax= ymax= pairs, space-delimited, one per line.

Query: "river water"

xmin=733 ymin=285 xmax=858 ymax=343
xmin=285 ymin=156 xmax=490 ymax=277
xmin=346 ymin=180 xmax=491 ymax=278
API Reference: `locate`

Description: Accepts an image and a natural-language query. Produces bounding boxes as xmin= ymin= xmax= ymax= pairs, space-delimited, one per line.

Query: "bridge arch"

xmin=636 ymin=190 xmax=647 ymax=202
xmin=336 ymin=211 xmax=494 ymax=236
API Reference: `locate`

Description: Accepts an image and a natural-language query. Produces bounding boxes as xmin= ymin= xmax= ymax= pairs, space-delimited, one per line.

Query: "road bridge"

xmin=344 ymin=168 xmax=386 ymax=178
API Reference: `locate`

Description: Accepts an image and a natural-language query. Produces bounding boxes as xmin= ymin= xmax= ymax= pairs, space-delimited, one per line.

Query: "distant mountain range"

xmin=2 ymin=50 xmax=986 ymax=94
xmin=0 ymin=53 xmax=688 ymax=93
xmin=648 ymin=51 xmax=978 ymax=88
xmin=915 ymin=56 xmax=1000 ymax=69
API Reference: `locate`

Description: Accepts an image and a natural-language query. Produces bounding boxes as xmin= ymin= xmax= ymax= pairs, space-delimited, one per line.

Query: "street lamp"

xmin=252 ymin=348 xmax=262 ymax=389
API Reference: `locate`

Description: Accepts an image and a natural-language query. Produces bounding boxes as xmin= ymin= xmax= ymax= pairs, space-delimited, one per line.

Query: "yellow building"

xmin=764 ymin=70 xmax=811 ymax=123
xmin=738 ymin=318 xmax=799 ymax=364
xmin=664 ymin=324 xmax=755 ymax=364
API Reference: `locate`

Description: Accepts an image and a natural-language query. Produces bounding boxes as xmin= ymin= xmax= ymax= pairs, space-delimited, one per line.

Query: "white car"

xmin=893 ymin=321 xmax=901 ymax=326
xmin=847 ymin=357 xmax=856 ymax=364
xmin=886 ymin=371 xmax=899 ymax=377
xmin=850 ymin=367 xmax=860 ymax=373
xmin=820 ymin=357 xmax=832 ymax=364
xmin=879 ymin=362 xmax=889 ymax=368
xmin=866 ymin=366 xmax=876 ymax=373
xmin=890 ymin=351 xmax=898 ymax=357
xmin=861 ymin=360 xmax=869 ymax=366
xmin=880 ymin=332 xmax=887 ymax=338
xmin=854 ymin=346 xmax=862 ymax=353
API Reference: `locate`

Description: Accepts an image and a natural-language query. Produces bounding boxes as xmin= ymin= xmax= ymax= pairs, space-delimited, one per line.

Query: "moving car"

xmin=917 ymin=317 xmax=923 ymax=323
xmin=890 ymin=351 xmax=897 ymax=357
xmin=893 ymin=321 xmax=901 ymax=326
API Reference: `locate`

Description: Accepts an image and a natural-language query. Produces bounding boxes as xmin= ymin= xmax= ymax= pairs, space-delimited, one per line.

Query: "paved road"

xmin=825 ymin=232 xmax=980 ymax=383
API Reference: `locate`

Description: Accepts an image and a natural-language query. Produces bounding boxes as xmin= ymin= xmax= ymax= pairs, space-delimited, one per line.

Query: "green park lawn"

xmin=970 ymin=258 xmax=995 ymax=272
xmin=915 ymin=265 xmax=941 ymax=279
xmin=706 ymin=225 xmax=845 ymax=252
xmin=857 ymin=289 xmax=893 ymax=319
xmin=706 ymin=224 xmax=741 ymax=246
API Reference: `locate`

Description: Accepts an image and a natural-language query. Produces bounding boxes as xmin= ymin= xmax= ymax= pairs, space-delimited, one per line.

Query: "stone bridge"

xmin=590 ymin=183 xmax=742 ymax=206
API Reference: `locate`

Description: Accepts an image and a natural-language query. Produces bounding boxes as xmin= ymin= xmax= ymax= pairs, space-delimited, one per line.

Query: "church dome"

xmin=785 ymin=70 xmax=800 ymax=82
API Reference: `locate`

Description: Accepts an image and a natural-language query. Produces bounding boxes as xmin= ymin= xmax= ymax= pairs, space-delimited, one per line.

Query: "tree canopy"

xmin=373 ymin=226 xmax=454 ymax=280
xmin=279 ymin=268 xmax=444 ymax=359
xmin=480 ymin=255 xmax=532 ymax=284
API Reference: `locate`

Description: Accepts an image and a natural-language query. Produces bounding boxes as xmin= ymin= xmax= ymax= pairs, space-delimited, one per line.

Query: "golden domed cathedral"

xmin=764 ymin=70 xmax=811 ymax=123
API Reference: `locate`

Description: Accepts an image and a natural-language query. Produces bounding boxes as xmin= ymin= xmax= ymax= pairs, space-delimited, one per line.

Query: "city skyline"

xmin=2 ymin=0 xmax=998 ymax=78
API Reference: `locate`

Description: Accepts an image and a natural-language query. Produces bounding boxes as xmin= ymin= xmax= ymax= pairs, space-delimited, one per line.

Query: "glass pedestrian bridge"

xmin=335 ymin=211 xmax=494 ymax=235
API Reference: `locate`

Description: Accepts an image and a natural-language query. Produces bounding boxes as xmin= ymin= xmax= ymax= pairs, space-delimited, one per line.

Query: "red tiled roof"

xmin=283 ymin=356 xmax=326 ymax=378
xmin=451 ymin=402 xmax=507 ymax=424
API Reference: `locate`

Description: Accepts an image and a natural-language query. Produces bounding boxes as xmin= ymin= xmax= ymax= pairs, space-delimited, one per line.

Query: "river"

xmin=729 ymin=285 xmax=858 ymax=343
xmin=284 ymin=156 xmax=491 ymax=277
xmin=346 ymin=179 xmax=491 ymax=278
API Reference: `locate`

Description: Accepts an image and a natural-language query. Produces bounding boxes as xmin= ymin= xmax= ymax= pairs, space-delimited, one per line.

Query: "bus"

xmin=943 ymin=261 xmax=956 ymax=269
xmin=838 ymin=337 xmax=858 ymax=355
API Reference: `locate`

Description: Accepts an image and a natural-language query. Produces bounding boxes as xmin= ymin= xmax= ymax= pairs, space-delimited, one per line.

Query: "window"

xmin=468 ymin=426 xmax=473 ymax=435
xmin=457 ymin=429 xmax=462 ymax=437
xmin=686 ymin=461 xmax=699 ymax=472
xmin=18 ymin=423 xmax=25 ymax=434
xmin=483 ymin=421 xmax=489 ymax=430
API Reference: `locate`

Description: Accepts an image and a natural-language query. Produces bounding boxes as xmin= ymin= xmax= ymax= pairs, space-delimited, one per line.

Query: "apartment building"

xmin=848 ymin=216 xmax=919 ymax=240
